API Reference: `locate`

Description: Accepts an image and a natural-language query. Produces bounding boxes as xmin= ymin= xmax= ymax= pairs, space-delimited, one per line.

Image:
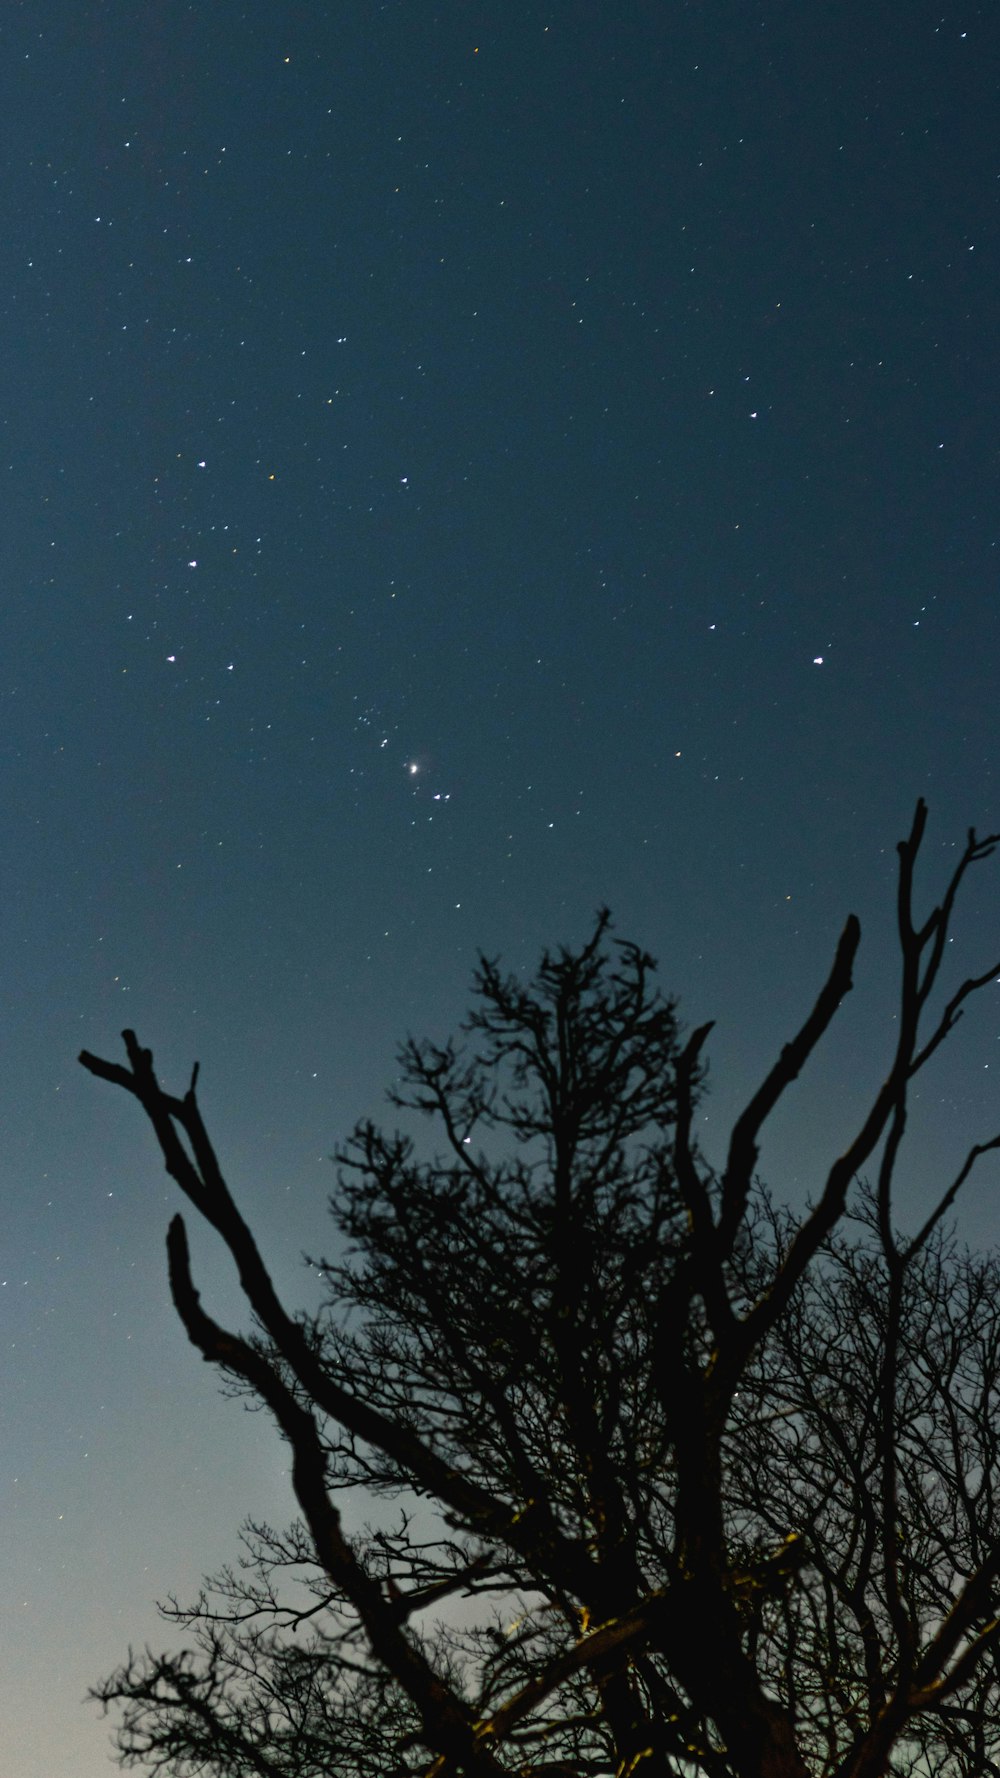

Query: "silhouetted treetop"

xmin=82 ymin=802 xmax=1000 ymax=1778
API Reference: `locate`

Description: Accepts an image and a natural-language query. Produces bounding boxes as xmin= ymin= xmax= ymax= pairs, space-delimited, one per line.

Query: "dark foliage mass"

xmin=82 ymin=803 xmax=1000 ymax=1778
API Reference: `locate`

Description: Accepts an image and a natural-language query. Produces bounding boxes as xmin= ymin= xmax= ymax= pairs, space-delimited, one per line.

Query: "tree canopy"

xmin=81 ymin=801 xmax=1000 ymax=1778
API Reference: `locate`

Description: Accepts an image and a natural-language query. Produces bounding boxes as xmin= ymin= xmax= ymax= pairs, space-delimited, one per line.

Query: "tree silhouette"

xmin=81 ymin=801 xmax=1000 ymax=1778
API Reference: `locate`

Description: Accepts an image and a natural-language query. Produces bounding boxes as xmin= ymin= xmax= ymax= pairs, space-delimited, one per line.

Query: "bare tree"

xmin=81 ymin=801 xmax=1000 ymax=1778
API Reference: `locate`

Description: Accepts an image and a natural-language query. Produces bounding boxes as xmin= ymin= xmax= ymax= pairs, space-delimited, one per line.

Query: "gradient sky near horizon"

xmin=4 ymin=3 xmax=1000 ymax=1773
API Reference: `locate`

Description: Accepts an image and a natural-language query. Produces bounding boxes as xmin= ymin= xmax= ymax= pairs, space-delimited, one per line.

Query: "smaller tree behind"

xmin=83 ymin=802 xmax=1000 ymax=1778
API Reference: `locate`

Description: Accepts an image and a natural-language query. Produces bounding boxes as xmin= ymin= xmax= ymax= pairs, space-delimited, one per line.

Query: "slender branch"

xmin=79 ymin=1035 xmax=598 ymax=1604
xmin=716 ymin=913 xmax=861 ymax=1260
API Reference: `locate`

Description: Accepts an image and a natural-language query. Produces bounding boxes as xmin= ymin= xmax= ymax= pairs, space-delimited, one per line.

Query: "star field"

xmin=3 ymin=4 xmax=1000 ymax=1773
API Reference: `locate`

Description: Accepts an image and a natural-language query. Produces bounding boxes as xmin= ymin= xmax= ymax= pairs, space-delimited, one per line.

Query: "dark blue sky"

xmin=4 ymin=4 xmax=1000 ymax=1772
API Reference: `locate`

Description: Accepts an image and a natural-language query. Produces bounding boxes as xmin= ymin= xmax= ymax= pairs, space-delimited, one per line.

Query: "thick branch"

xmin=165 ymin=1213 xmax=505 ymax=1778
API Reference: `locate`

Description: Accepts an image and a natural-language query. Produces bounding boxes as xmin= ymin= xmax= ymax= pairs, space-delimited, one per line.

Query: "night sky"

xmin=4 ymin=4 xmax=1000 ymax=1772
